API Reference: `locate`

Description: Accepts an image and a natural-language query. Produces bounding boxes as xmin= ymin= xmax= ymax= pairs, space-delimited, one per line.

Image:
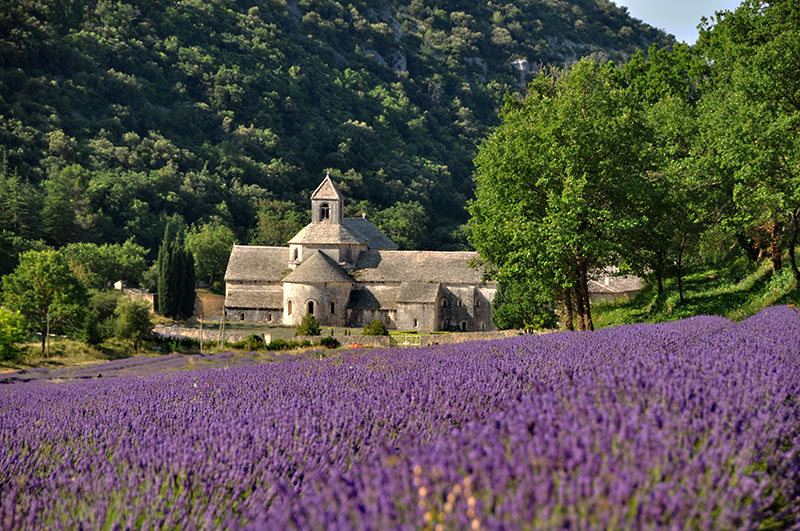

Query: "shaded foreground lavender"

xmin=1 ymin=306 xmax=799 ymax=528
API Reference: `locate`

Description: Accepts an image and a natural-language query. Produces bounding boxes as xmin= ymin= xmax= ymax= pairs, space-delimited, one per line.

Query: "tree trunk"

xmin=655 ymin=270 xmax=663 ymax=296
xmin=769 ymin=222 xmax=782 ymax=274
xmin=574 ymin=279 xmax=587 ymax=332
xmin=562 ymin=288 xmax=574 ymax=331
xmin=789 ymin=209 xmax=800 ymax=283
xmin=737 ymin=233 xmax=760 ymax=263
xmin=676 ymin=233 xmax=687 ymax=305
xmin=580 ymin=264 xmax=594 ymax=331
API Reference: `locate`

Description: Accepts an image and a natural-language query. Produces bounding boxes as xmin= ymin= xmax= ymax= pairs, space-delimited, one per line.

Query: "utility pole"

xmin=45 ymin=311 xmax=50 ymax=360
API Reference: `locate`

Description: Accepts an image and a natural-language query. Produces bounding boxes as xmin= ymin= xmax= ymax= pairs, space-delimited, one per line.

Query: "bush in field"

xmin=242 ymin=334 xmax=266 ymax=351
xmin=296 ymin=313 xmax=320 ymax=336
xmin=0 ymin=307 xmax=28 ymax=360
xmin=114 ymin=298 xmax=153 ymax=351
xmin=319 ymin=336 xmax=339 ymax=349
xmin=362 ymin=319 xmax=388 ymax=336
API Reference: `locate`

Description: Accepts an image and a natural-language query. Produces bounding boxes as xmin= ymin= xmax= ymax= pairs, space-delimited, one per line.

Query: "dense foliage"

xmin=362 ymin=319 xmax=389 ymax=336
xmin=157 ymin=221 xmax=195 ymax=320
xmin=469 ymin=0 xmax=800 ymax=328
xmin=0 ymin=0 xmax=669 ymax=256
xmin=1 ymin=305 xmax=798 ymax=527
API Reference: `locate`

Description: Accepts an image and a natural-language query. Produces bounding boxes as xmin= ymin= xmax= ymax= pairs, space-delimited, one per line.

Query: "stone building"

xmin=224 ymin=175 xmax=497 ymax=332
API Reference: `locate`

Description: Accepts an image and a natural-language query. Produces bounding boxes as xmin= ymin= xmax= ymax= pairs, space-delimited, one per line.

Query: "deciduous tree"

xmin=1 ymin=250 xmax=87 ymax=352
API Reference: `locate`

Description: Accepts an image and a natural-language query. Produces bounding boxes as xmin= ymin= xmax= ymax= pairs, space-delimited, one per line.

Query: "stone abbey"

xmin=224 ymin=175 xmax=497 ymax=332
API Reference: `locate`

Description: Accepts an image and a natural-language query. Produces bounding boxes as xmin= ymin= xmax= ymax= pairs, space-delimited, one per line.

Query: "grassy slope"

xmin=593 ymin=255 xmax=800 ymax=329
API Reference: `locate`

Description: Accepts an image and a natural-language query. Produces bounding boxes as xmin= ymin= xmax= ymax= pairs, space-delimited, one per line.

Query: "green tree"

xmin=372 ymin=201 xmax=430 ymax=250
xmin=362 ymin=319 xmax=389 ymax=336
xmin=296 ymin=313 xmax=321 ymax=336
xmin=1 ymin=250 xmax=88 ymax=353
xmin=157 ymin=220 xmax=196 ymax=320
xmin=249 ymin=200 xmax=306 ymax=246
xmin=491 ymin=279 xmax=558 ymax=331
xmin=115 ymin=298 xmax=154 ymax=351
xmin=80 ymin=290 xmax=125 ymax=346
xmin=697 ymin=0 xmax=800 ymax=281
xmin=185 ymin=220 xmax=236 ymax=288
xmin=60 ymin=241 xmax=148 ymax=290
xmin=468 ymin=59 xmax=652 ymax=331
xmin=0 ymin=307 xmax=28 ymax=361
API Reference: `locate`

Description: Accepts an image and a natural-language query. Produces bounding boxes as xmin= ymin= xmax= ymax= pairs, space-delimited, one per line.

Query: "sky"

xmin=612 ymin=0 xmax=744 ymax=44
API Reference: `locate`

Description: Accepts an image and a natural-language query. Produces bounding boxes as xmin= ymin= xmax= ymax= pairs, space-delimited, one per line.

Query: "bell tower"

xmin=311 ymin=173 xmax=344 ymax=224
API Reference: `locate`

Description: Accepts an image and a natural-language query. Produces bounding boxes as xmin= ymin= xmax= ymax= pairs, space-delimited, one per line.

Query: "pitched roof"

xmin=283 ymin=251 xmax=353 ymax=283
xmin=354 ymin=250 xmax=488 ymax=285
xmin=224 ymin=245 xmax=288 ymax=282
xmin=397 ymin=282 xmax=441 ymax=303
xmin=343 ymin=218 xmax=398 ymax=250
xmin=346 ymin=286 xmax=399 ymax=310
xmin=288 ymin=222 xmax=367 ymax=245
xmin=311 ymin=174 xmax=344 ymax=201
xmin=225 ymin=288 xmax=283 ymax=309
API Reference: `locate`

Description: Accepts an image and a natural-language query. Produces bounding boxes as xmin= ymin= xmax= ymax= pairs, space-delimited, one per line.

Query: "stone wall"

xmin=419 ymin=329 xmax=522 ymax=346
xmin=153 ymin=326 xmax=258 ymax=344
xmin=295 ymin=335 xmax=392 ymax=348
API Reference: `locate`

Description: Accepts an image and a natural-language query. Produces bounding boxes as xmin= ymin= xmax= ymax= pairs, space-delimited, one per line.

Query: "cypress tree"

xmin=157 ymin=220 xmax=196 ymax=319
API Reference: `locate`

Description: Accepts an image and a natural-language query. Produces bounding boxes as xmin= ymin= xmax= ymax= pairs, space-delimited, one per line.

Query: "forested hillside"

xmin=0 ymin=0 xmax=671 ymax=261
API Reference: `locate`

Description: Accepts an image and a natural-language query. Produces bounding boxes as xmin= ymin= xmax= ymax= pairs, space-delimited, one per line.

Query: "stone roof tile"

xmin=288 ymin=222 xmax=367 ymax=245
xmin=311 ymin=174 xmax=344 ymax=201
xmin=354 ymin=250 xmax=488 ymax=285
xmin=343 ymin=218 xmax=398 ymax=250
xmin=397 ymin=282 xmax=441 ymax=303
xmin=346 ymin=286 xmax=398 ymax=310
xmin=224 ymin=245 xmax=287 ymax=282
xmin=283 ymin=251 xmax=353 ymax=283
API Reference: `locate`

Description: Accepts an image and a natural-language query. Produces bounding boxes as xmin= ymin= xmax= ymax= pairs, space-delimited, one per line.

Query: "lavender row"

xmin=1 ymin=306 xmax=798 ymax=528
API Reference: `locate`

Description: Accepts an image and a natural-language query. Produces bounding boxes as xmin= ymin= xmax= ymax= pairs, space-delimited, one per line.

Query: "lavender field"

xmin=2 ymin=306 xmax=799 ymax=529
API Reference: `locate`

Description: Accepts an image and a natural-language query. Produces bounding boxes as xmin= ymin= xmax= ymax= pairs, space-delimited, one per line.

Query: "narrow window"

xmin=239 ymin=313 xmax=245 ymax=321
xmin=481 ymin=323 xmax=486 ymax=331
xmin=460 ymin=321 xmax=467 ymax=331
xmin=441 ymin=299 xmax=448 ymax=308
xmin=320 ymin=203 xmax=330 ymax=220
xmin=308 ymin=300 xmax=315 ymax=315
xmin=330 ymin=301 xmax=335 ymax=314
xmin=413 ymin=318 xmax=418 ymax=328
xmin=266 ymin=313 xmax=272 ymax=322
xmin=287 ymin=299 xmax=293 ymax=315
xmin=292 ymin=248 xmax=299 ymax=261
xmin=457 ymin=300 xmax=462 ymax=307
xmin=476 ymin=299 xmax=480 ymax=307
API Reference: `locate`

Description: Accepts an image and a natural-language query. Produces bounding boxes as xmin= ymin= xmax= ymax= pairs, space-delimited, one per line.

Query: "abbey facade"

xmin=224 ymin=175 xmax=497 ymax=332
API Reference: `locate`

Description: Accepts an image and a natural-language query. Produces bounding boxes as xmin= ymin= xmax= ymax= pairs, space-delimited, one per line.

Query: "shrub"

xmin=296 ymin=313 xmax=321 ymax=336
xmin=266 ymin=339 xmax=288 ymax=351
xmin=0 ymin=308 xmax=28 ymax=361
xmin=244 ymin=334 xmax=266 ymax=351
xmin=319 ymin=336 xmax=339 ymax=349
xmin=362 ymin=320 xmax=389 ymax=336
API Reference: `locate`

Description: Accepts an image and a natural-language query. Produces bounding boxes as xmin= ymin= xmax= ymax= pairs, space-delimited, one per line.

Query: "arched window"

xmin=239 ymin=313 xmax=245 ymax=321
xmin=266 ymin=313 xmax=272 ymax=322
xmin=457 ymin=300 xmax=462 ymax=307
xmin=441 ymin=299 xmax=448 ymax=308
xmin=308 ymin=300 xmax=315 ymax=315
xmin=292 ymin=248 xmax=299 ymax=261
xmin=287 ymin=299 xmax=293 ymax=315
xmin=413 ymin=318 xmax=418 ymax=328
xmin=460 ymin=321 xmax=467 ymax=331
xmin=330 ymin=301 xmax=335 ymax=314
xmin=320 ymin=203 xmax=330 ymax=220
